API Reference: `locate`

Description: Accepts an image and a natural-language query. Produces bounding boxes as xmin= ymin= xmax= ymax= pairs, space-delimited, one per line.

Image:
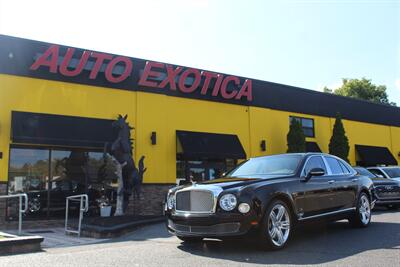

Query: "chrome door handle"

xmin=352 ymin=178 xmax=359 ymax=182
xmin=328 ymin=180 xmax=335 ymax=184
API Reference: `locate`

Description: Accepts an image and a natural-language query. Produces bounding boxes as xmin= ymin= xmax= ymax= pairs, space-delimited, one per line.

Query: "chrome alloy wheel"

xmin=28 ymin=198 xmax=41 ymax=213
xmin=267 ymin=204 xmax=291 ymax=247
xmin=359 ymin=195 xmax=371 ymax=225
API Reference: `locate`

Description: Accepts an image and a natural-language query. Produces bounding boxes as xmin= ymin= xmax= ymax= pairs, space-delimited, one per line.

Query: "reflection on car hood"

xmin=198 ymin=175 xmax=291 ymax=190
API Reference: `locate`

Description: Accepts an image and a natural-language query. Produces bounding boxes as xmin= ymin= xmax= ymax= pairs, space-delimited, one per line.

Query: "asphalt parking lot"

xmin=1 ymin=208 xmax=399 ymax=267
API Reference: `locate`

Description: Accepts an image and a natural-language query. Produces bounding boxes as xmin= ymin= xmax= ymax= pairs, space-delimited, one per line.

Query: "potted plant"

xmin=97 ymin=195 xmax=111 ymax=217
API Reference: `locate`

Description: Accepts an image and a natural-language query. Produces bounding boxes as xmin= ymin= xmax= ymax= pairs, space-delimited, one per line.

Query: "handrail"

xmin=0 ymin=193 xmax=28 ymax=235
xmin=65 ymin=194 xmax=89 ymax=237
xmin=66 ymin=194 xmax=89 ymax=212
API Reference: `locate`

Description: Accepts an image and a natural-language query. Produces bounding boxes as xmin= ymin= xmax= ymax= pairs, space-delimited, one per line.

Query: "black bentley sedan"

xmin=354 ymin=167 xmax=400 ymax=210
xmin=165 ymin=153 xmax=374 ymax=249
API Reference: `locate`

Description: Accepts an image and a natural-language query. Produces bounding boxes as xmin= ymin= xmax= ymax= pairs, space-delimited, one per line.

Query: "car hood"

xmin=372 ymin=177 xmax=400 ymax=186
xmin=196 ymin=175 xmax=292 ymax=190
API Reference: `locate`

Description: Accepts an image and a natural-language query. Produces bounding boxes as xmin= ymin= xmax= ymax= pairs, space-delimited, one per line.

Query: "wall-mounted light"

xmin=260 ymin=140 xmax=266 ymax=152
xmin=151 ymin=131 xmax=157 ymax=145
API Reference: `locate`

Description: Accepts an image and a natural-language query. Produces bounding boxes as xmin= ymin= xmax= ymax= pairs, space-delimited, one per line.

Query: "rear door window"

xmin=325 ymin=157 xmax=343 ymax=175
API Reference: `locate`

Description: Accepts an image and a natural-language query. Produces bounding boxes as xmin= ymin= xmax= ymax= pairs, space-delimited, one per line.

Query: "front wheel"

xmin=260 ymin=200 xmax=292 ymax=250
xmin=349 ymin=192 xmax=371 ymax=228
xmin=176 ymin=236 xmax=203 ymax=243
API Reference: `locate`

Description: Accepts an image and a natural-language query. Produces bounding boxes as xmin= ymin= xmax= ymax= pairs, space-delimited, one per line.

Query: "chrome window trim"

xmin=301 ymin=155 xmax=330 ymax=177
xmin=322 ymin=155 xmax=357 ymax=177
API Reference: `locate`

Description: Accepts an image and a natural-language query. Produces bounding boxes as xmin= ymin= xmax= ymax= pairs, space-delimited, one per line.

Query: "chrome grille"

xmin=175 ymin=190 xmax=214 ymax=212
xmin=375 ymin=185 xmax=400 ymax=198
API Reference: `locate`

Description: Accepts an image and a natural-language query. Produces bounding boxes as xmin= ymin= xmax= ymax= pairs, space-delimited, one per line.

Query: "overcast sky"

xmin=0 ymin=0 xmax=399 ymax=103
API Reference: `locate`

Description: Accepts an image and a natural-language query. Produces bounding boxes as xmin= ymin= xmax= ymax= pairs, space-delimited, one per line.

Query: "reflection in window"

xmin=7 ymin=147 xmax=117 ymax=220
xmin=290 ymin=116 xmax=315 ymax=137
xmin=8 ymin=148 xmax=49 ymax=194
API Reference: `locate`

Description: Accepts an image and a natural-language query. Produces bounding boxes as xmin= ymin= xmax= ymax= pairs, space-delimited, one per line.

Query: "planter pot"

xmin=100 ymin=206 xmax=112 ymax=217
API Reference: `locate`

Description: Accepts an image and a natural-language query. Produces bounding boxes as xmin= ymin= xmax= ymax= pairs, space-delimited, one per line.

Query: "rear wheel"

xmin=176 ymin=236 xmax=203 ymax=243
xmin=28 ymin=198 xmax=41 ymax=213
xmin=349 ymin=192 xmax=371 ymax=228
xmin=260 ymin=200 xmax=292 ymax=250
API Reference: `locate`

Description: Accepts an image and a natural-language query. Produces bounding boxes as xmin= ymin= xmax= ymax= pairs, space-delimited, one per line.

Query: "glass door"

xmin=8 ymin=148 xmax=50 ymax=219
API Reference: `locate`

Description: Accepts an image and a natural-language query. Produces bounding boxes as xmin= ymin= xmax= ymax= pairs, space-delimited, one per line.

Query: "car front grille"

xmin=375 ymin=185 xmax=400 ymax=199
xmin=175 ymin=190 xmax=214 ymax=213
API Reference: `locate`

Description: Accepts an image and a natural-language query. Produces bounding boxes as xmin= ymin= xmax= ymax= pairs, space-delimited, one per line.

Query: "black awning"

xmin=306 ymin=142 xmax=322 ymax=152
xmin=176 ymin=130 xmax=246 ymax=160
xmin=355 ymin=144 xmax=397 ymax=166
xmin=11 ymin=111 xmax=117 ymax=148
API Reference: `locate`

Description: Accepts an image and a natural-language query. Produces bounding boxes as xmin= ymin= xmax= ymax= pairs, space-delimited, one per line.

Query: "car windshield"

xmin=383 ymin=168 xmax=400 ymax=178
xmin=225 ymin=155 xmax=302 ymax=178
xmin=354 ymin=167 xmax=376 ymax=179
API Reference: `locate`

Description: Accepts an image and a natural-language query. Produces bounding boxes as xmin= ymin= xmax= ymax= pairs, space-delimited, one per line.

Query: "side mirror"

xmin=305 ymin=168 xmax=325 ymax=182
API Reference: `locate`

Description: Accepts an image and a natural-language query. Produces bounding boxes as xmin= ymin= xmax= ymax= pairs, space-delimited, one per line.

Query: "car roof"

xmin=250 ymin=152 xmax=331 ymax=160
xmin=368 ymin=166 xmax=400 ymax=169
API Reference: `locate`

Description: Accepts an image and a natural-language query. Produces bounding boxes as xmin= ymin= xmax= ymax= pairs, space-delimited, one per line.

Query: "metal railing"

xmin=0 ymin=193 xmax=28 ymax=235
xmin=65 ymin=194 xmax=88 ymax=237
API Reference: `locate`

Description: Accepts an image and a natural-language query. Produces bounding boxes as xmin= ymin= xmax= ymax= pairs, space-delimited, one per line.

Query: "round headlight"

xmin=167 ymin=194 xmax=175 ymax=209
xmin=219 ymin=194 xmax=237 ymax=211
xmin=238 ymin=203 xmax=251 ymax=214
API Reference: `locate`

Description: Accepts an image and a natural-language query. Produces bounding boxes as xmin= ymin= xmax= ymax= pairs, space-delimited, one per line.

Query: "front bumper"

xmin=165 ymin=211 xmax=259 ymax=238
xmin=375 ymin=199 xmax=400 ymax=205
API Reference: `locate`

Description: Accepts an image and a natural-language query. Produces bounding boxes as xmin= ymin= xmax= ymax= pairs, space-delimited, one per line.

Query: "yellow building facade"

xmin=0 ymin=35 xmax=399 ymax=218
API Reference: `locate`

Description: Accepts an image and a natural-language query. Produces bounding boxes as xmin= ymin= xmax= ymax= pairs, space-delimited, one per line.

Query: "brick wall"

xmin=126 ymin=184 xmax=174 ymax=216
xmin=0 ymin=182 xmax=6 ymax=225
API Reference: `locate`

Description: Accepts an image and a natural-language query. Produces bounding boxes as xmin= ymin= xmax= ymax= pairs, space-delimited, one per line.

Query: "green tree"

xmin=287 ymin=119 xmax=306 ymax=153
xmin=324 ymin=78 xmax=396 ymax=106
xmin=329 ymin=113 xmax=350 ymax=162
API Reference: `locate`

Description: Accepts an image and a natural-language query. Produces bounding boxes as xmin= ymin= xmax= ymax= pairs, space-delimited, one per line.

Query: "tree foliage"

xmin=329 ymin=113 xmax=350 ymax=162
xmin=324 ymin=78 xmax=396 ymax=106
xmin=287 ymin=119 xmax=306 ymax=153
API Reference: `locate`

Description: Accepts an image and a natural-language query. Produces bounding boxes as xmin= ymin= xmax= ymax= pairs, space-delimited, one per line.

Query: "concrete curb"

xmin=0 ymin=234 xmax=44 ymax=255
xmin=81 ymin=217 xmax=165 ymax=238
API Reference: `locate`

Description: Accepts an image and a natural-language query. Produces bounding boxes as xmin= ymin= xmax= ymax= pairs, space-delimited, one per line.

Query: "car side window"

xmin=369 ymin=169 xmax=385 ymax=178
xmin=303 ymin=156 xmax=327 ymax=176
xmin=338 ymin=161 xmax=351 ymax=174
xmin=325 ymin=157 xmax=343 ymax=175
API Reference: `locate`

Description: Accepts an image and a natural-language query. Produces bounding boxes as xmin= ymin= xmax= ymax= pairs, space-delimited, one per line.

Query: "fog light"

xmin=238 ymin=203 xmax=250 ymax=213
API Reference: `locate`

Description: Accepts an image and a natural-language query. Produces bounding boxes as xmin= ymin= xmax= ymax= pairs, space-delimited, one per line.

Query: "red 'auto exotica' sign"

xmin=30 ymin=45 xmax=253 ymax=101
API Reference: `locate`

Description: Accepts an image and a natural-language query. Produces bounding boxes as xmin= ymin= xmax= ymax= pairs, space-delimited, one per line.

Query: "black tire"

xmin=259 ymin=200 xmax=292 ymax=250
xmin=349 ymin=192 xmax=371 ymax=228
xmin=176 ymin=236 xmax=203 ymax=243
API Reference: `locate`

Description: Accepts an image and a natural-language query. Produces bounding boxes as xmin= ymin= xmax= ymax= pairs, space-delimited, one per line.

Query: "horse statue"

xmin=103 ymin=114 xmax=145 ymax=214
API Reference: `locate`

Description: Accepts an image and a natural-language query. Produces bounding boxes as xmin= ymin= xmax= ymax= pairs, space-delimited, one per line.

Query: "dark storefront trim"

xmin=306 ymin=142 xmax=322 ymax=153
xmin=1 ymin=35 xmax=400 ymax=127
xmin=176 ymin=130 xmax=246 ymax=160
xmin=11 ymin=111 xmax=117 ymax=149
xmin=355 ymin=144 xmax=397 ymax=166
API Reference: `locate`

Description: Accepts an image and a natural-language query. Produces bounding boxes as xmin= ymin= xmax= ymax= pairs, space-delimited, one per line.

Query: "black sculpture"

xmin=104 ymin=114 xmax=145 ymax=214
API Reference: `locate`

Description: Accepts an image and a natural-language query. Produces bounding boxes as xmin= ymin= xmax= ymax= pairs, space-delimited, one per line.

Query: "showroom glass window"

xmin=290 ymin=116 xmax=315 ymax=137
xmin=7 ymin=147 xmax=116 ymax=220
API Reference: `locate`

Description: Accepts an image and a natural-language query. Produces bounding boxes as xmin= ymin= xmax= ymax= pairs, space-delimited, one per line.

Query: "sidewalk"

xmin=6 ymin=227 xmax=108 ymax=249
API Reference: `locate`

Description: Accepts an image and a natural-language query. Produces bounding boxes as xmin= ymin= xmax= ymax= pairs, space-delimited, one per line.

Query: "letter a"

xmin=30 ymin=45 xmax=60 ymax=73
